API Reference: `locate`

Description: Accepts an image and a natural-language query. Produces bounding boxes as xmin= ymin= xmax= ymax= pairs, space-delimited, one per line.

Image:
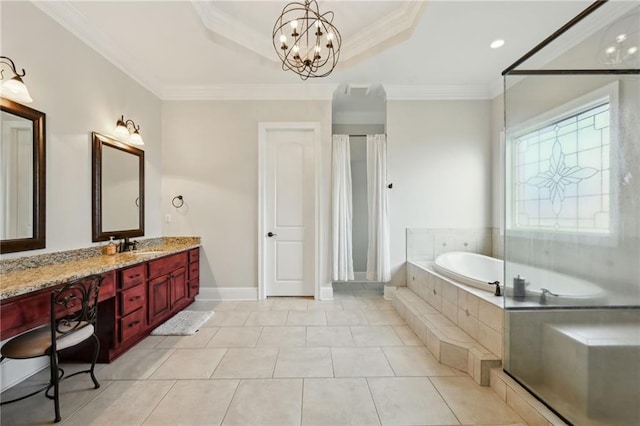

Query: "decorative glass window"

xmin=510 ymin=97 xmax=612 ymax=234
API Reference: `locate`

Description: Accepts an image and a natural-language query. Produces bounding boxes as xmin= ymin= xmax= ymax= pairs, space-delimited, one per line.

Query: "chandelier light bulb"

xmin=291 ymin=20 xmax=298 ymax=29
xmin=616 ymin=33 xmax=627 ymax=43
xmin=628 ymin=46 xmax=638 ymax=55
xmin=606 ymin=46 xmax=617 ymax=55
xmin=280 ymin=34 xmax=287 ymax=43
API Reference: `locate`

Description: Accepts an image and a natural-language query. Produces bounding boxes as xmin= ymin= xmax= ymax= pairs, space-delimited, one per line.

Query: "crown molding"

xmin=32 ymin=0 xmax=163 ymax=98
xmin=191 ymin=1 xmax=425 ymax=68
xmin=341 ymin=2 xmax=425 ymax=64
xmin=383 ymin=84 xmax=492 ymax=101
xmin=161 ymin=84 xmax=339 ymax=101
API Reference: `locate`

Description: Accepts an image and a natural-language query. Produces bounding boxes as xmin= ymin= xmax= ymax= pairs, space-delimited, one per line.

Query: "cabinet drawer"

xmin=189 ymin=276 xmax=200 ymax=298
xmin=189 ymin=263 xmax=199 ymax=280
xmin=121 ymin=265 xmax=146 ymax=290
xmin=99 ymin=271 xmax=116 ymax=300
xmin=148 ymin=253 xmax=187 ymax=279
xmin=188 ymin=248 xmax=199 ymax=264
xmin=120 ymin=308 xmax=145 ymax=342
xmin=121 ymin=284 xmax=145 ymax=316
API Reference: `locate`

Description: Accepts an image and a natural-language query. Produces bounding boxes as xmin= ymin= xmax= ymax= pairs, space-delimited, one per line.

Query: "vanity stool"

xmin=0 ymin=274 xmax=103 ymax=423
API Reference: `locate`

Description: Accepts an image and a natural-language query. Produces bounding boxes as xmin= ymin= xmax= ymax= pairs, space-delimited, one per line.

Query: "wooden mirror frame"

xmin=0 ymin=98 xmax=46 ymax=254
xmin=91 ymin=132 xmax=144 ymax=242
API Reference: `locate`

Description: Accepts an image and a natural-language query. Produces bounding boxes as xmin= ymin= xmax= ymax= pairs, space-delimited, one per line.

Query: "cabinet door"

xmin=148 ymin=274 xmax=171 ymax=325
xmin=170 ymin=267 xmax=188 ymax=309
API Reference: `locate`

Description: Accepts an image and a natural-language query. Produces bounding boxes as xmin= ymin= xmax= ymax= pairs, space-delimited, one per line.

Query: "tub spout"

xmin=488 ymin=281 xmax=502 ymax=296
xmin=539 ymin=288 xmax=559 ymax=305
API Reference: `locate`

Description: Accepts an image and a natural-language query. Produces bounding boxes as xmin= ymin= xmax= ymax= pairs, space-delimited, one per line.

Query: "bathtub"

xmin=433 ymin=252 xmax=607 ymax=304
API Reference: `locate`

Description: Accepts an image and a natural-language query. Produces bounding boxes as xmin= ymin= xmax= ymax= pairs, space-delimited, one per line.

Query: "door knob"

xmin=267 ymin=232 xmax=277 ymax=237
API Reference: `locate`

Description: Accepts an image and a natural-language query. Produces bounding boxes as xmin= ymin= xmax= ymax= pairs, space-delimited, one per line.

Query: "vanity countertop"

xmin=0 ymin=238 xmax=200 ymax=301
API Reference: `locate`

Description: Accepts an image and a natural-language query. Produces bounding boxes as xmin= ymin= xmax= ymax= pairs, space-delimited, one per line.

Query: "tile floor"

xmin=0 ymin=283 xmax=525 ymax=425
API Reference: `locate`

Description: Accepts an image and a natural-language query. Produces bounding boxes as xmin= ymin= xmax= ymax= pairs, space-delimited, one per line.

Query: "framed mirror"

xmin=91 ymin=132 xmax=144 ymax=242
xmin=0 ymin=98 xmax=46 ymax=254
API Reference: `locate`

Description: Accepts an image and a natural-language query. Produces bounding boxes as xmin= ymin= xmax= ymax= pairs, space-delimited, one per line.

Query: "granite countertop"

xmin=0 ymin=238 xmax=200 ymax=301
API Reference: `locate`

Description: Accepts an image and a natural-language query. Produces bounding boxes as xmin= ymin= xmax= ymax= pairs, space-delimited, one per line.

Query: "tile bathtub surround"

xmin=406 ymin=228 xmax=493 ymax=262
xmin=0 ymin=237 xmax=201 ymax=299
xmin=0 ymin=294 xmax=527 ymax=426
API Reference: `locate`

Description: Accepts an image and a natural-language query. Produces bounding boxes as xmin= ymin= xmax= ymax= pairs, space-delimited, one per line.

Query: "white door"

xmin=260 ymin=125 xmax=318 ymax=297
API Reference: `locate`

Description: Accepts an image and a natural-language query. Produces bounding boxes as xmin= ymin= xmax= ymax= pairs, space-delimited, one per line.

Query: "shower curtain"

xmin=366 ymin=134 xmax=391 ymax=282
xmin=331 ymin=135 xmax=354 ymax=281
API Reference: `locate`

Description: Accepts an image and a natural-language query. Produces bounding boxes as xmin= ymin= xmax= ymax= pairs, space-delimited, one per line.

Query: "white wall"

xmin=0 ymin=1 xmax=162 ymax=391
xmin=161 ymin=101 xmax=332 ymax=298
xmin=0 ymin=2 xmax=162 ymax=259
xmin=386 ymin=100 xmax=492 ymax=287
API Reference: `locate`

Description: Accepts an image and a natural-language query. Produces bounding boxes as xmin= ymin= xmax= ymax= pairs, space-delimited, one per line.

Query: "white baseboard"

xmin=320 ymin=286 xmax=334 ymax=301
xmin=197 ymin=287 xmax=258 ymax=301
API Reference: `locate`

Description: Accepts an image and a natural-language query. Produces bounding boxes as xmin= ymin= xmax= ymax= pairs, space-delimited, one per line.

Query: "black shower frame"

xmin=500 ymin=1 xmax=639 ymax=424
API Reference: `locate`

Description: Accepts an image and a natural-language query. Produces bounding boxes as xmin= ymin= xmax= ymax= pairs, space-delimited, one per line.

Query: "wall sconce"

xmin=114 ymin=115 xmax=144 ymax=145
xmin=0 ymin=56 xmax=33 ymax=104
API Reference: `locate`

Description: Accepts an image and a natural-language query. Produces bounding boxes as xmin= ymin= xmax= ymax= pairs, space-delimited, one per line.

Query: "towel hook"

xmin=172 ymin=195 xmax=184 ymax=208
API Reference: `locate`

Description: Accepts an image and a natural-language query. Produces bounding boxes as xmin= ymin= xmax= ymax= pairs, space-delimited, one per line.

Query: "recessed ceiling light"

xmin=490 ymin=39 xmax=505 ymax=49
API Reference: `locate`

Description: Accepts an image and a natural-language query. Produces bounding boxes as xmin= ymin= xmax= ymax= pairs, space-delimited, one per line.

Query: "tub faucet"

xmin=488 ymin=281 xmax=502 ymax=296
xmin=539 ymin=288 xmax=559 ymax=305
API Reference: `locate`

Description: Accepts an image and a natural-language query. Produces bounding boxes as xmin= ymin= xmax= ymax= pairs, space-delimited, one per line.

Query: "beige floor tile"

xmin=286 ymin=311 xmax=327 ymax=326
xmin=362 ymin=298 xmax=395 ymax=310
xmin=307 ymin=300 xmax=344 ymax=311
xmin=306 ymin=326 xmax=355 ymax=347
xmin=368 ymin=377 xmax=460 ymax=425
xmin=204 ymin=311 xmax=251 ymax=327
xmin=351 ymin=326 xmax=404 ymax=346
xmin=393 ymin=325 xmax=423 ymax=346
xmin=383 ymin=346 xmax=459 ymax=377
xmin=154 ymin=326 xmax=219 ymax=349
xmin=430 ymin=376 xmax=524 ymax=424
xmin=332 ymin=347 xmax=394 ymax=377
xmin=326 ymin=310 xmax=368 ymax=326
xmin=351 ymin=289 xmax=384 ymax=299
xmin=233 ymin=300 xmax=274 ymax=311
xmin=271 ymin=298 xmax=309 ymax=311
xmin=257 ymin=326 xmax=306 ymax=347
xmin=245 ymin=311 xmax=288 ymax=326
xmin=64 ymin=380 xmax=174 ymax=426
xmin=135 ymin=335 xmax=167 ymax=349
xmin=274 ymin=347 xmax=333 ymax=378
xmin=149 ymin=348 xmax=227 ymax=379
xmin=341 ymin=299 xmax=370 ymax=310
xmin=97 ymin=348 xmax=176 ymax=380
xmin=222 ymin=379 xmax=302 ymax=426
xmin=212 ymin=347 xmax=279 ymax=378
xmin=142 ymin=379 xmax=239 ymax=425
xmin=364 ymin=310 xmax=406 ymax=325
xmin=0 ymin=377 xmax=111 ymax=426
xmin=302 ymin=378 xmax=380 ymax=426
xmin=206 ymin=326 xmax=262 ymax=348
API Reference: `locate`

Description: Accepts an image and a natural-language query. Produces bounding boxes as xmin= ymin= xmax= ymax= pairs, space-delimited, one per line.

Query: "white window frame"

xmin=505 ymin=81 xmax=619 ymax=242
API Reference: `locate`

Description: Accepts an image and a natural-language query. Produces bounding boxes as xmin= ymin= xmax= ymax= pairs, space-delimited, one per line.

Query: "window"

xmin=508 ymin=84 xmax=616 ymax=235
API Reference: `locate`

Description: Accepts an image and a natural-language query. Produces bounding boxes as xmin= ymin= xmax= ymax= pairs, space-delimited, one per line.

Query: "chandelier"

xmin=272 ymin=0 xmax=341 ymax=80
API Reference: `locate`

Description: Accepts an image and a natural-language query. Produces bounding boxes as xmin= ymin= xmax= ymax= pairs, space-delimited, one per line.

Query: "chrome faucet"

xmin=539 ymin=288 xmax=559 ymax=305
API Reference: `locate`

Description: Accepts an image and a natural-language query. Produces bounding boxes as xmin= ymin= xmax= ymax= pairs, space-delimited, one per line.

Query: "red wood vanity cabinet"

xmin=0 ymin=247 xmax=201 ymax=363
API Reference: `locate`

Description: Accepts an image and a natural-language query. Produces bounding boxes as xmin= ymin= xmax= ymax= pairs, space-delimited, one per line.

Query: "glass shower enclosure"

xmin=502 ymin=1 xmax=639 ymax=425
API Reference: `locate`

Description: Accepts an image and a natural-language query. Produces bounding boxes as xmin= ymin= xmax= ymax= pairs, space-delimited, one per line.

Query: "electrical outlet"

xmin=164 ymin=214 xmax=172 ymax=223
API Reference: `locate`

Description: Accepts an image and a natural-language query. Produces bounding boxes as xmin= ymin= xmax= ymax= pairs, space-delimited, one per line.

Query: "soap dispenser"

xmin=104 ymin=236 xmax=117 ymax=255
xmin=513 ymin=275 xmax=526 ymax=300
